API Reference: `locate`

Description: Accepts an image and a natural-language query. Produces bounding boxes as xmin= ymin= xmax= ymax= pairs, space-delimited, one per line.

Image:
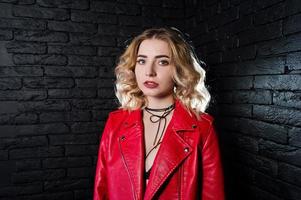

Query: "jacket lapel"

xmin=118 ymin=109 xmax=145 ymax=200
xmin=144 ymin=100 xmax=197 ymax=200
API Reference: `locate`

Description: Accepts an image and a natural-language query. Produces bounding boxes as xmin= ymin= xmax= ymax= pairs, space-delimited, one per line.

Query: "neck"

xmin=145 ymin=96 xmax=175 ymax=109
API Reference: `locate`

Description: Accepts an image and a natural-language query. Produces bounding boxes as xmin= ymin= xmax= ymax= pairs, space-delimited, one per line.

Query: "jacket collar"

xmin=118 ymin=99 xmax=198 ymax=200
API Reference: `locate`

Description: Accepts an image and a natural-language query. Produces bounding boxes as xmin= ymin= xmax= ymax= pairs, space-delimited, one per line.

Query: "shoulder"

xmin=199 ymin=112 xmax=214 ymax=124
xmin=107 ymin=108 xmax=130 ymax=122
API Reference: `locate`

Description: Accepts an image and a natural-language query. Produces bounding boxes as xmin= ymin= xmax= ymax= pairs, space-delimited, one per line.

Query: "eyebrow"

xmin=137 ymin=54 xmax=170 ymax=59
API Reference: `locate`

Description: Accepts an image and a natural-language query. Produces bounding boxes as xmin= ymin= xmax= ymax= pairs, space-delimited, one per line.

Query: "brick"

xmin=162 ymin=0 xmax=184 ymax=8
xmin=284 ymin=13 xmax=301 ymax=35
xmin=23 ymin=77 xmax=74 ymax=89
xmin=71 ymin=122 xmax=102 ymax=134
xmin=289 ymin=127 xmax=301 ymax=148
xmin=117 ymin=26 xmax=141 ymax=37
xmin=6 ymin=41 xmax=46 ymax=54
xmin=253 ymin=0 xmax=283 ymax=10
xmin=237 ymin=150 xmax=278 ymax=177
xmin=235 ymin=118 xmax=288 ymax=144
xmin=10 ymin=146 xmax=64 ymax=159
xmin=37 ymin=0 xmax=89 ymax=10
xmin=218 ymin=76 xmax=253 ymax=90
xmin=0 ymin=3 xmax=13 ymax=18
xmin=20 ymin=100 xmax=71 ymax=112
xmin=233 ymin=90 xmax=272 ymax=104
xmin=213 ymin=57 xmax=285 ymax=76
xmin=68 ymin=55 xmax=114 ymax=66
xmin=40 ymin=111 xmax=91 ymax=123
xmin=219 ymin=104 xmax=252 ymax=117
xmin=44 ymin=66 xmax=97 ymax=78
xmin=98 ymin=24 xmax=119 ymax=36
xmin=118 ymin=16 xmax=142 ymax=26
xmin=0 ymin=123 xmax=69 ymax=137
xmin=15 ymin=30 xmax=68 ymax=42
xmin=70 ymin=99 xmax=118 ymax=111
xmin=98 ymin=88 xmax=115 ymax=99
xmin=18 ymin=192 xmax=73 ymax=200
xmin=287 ymin=52 xmax=301 ymax=71
xmin=259 ymin=139 xmax=301 ymax=167
xmin=15 ymin=159 xmax=40 ymax=172
xmin=99 ymin=66 xmax=115 ymax=78
xmin=253 ymin=105 xmax=301 ymax=126
xmin=67 ymin=167 xmax=93 ymax=178
xmin=0 ymin=183 xmax=43 ymax=196
xmin=116 ymin=4 xmax=140 ymax=15
xmin=0 ymin=150 xmax=8 ymax=160
xmin=71 ymin=11 xmax=117 ymax=24
xmin=0 ymin=112 xmax=37 ymax=124
xmin=285 ymin=0 xmax=301 ymax=16
xmin=91 ymin=1 xmax=116 ymax=13
xmin=0 ymin=18 xmax=46 ymax=30
xmin=12 ymin=169 xmax=65 ymax=183
xmin=65 ymin=145 xmax=98 ymax=156
xmin=254 ymin=170 xmax=301 ymax=200
xmin=279 ymin=162 xmax=301 ymax=187
xmin=18 ymin=0 xmax=35 ymax=5
xmin=137 ymin=0 xmax=161 ymax=6
xmin=48 ymin=45 xmax=96 ymax=55
xmin=0 ymin=41 xmax=14 ymax=65
xmin=98 ymin=46 xmax=121 ymax=56
xmin=0 ymin=66 xmax=43 ymax=77
xmin=257 ymin=33 xmax=301 ymax=55
xmin=239 ymin=21 xmax=282 ymax=46
xmin=44 ymin=179 xmax=91 ymax=192
xmin=273 ymin=91 xmax=301 ymax=109
xmin=0 ymin=29 xmax=13 ymax=40
xmin=13 ymin=54 xmax=67 ymax=65
xmin=76 ymin=78 xmax=98 ymax=88
xmin=11 ymin=136 xmax=48 ymax=149
xmin=254 ymin=3 xmax=285 ymax=25
xmin=48 ymin=88 xmax=97 ymax=99
xmin=254 ymin=75 xmax=301 ymax=90
xmin=49 ymin=134 xmax=97 ymax=145
xmin=230 ymin=134 xmax=259 ymax=153
xmin=48 ymin=21 xmax=97 ymax=33
xmin=0 ymin=77 xmax=22 ymax=90
xmin=13 ymin=5 xmax=69 ymax=20
xmin=70 ymin=33 xmax=116 ymax=46
xmin=0 ymin=90 xmax=46 ymax=101
xmin=43 ymin=157 xmax=91 ymax=169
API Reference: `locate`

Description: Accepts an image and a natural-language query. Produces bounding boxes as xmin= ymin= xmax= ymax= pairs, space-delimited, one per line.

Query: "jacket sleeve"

xmin=201 ymin=121 xmax=225 ymax=200
xmin=93 ymin=114 xmax=112 ymax=200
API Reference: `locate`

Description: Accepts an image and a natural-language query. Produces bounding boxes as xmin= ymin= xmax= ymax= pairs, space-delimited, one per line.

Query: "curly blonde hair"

xmin=115 ymin=27 xmax=211 ymax=116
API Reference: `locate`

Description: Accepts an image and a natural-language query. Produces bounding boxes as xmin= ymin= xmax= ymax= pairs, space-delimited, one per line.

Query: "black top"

xmin=145 ymin=167 xmax=152 ymax=180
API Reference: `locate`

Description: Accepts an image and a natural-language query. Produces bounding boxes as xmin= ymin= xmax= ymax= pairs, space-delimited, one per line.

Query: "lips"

xmin=143 ymin=81 xmax=159 ymax=88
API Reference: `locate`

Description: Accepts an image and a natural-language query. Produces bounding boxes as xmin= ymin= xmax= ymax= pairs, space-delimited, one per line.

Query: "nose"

xmin=145 ymin=61 xmax=156 ymax=77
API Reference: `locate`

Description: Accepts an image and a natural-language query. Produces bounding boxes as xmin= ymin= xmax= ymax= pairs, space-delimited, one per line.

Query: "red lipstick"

xmin=144 ymin=81 xmax=159 ymax=88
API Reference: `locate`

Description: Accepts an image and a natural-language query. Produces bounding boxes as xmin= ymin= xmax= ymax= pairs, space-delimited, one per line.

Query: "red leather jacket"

xmin=94 ymin=100 xmax=224 ymax=200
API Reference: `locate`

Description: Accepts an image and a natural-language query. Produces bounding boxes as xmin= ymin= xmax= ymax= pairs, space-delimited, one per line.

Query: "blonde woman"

xmin=94 ymin=27 xmax=224 ymax=200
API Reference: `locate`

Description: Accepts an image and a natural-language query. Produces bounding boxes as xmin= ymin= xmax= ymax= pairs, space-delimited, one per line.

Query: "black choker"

xmin=144 ymin=103 xmax=175 ymax=159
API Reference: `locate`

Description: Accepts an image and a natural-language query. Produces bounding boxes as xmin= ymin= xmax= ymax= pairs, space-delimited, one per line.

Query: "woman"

xmin=93 ymin=27 xmax=224 ymax=200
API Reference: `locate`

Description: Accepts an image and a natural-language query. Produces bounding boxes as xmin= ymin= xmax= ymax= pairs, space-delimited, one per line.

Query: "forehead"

xmin=138 ymin=39 xmax=171 ymax=56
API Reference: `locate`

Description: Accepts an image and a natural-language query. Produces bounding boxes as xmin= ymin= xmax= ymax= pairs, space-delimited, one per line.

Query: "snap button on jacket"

xmin=93 ymin=100 xmax=224 ymax=200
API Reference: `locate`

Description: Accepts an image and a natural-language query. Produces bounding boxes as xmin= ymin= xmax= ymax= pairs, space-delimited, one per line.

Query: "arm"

xmin=201 ymin=122 xmax=225 ymax=200
xmin=93 ymin=115 xmax=112 ymax=200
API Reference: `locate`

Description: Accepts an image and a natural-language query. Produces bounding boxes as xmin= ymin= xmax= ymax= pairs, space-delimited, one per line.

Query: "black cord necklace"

xmin=144 ymin=103 xmax=175 ymax=159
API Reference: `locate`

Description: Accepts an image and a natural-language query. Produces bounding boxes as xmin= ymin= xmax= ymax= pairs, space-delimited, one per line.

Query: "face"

xmin=134 ymin=38 xmax=175 ymax=101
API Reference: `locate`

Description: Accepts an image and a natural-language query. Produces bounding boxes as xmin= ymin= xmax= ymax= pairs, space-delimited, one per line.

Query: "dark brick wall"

xmin=0 ymin=0 xmax=185 ymax=199
xmin=185 ymin=0 xmax=301 ymax=199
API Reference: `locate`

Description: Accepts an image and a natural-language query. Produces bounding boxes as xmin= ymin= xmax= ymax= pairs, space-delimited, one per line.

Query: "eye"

xmin=136 ymin=59 xmax=145 ymax=65
xmin=158 ymin=60 xmax=169 ymax=66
